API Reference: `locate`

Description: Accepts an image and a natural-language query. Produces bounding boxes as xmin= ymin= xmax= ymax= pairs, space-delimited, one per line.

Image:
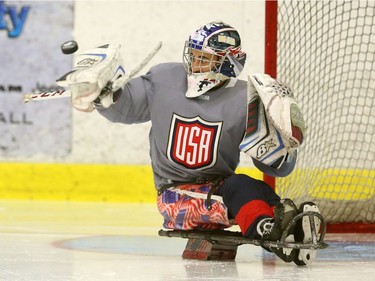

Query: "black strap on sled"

xmin=157 ymin=176 xmax=226 ymax=210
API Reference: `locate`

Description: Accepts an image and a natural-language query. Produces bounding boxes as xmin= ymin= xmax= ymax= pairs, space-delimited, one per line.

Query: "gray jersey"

xmin=97 ymin=62 xmax=294 ymax=187
xmin=97 ymin=62 xmax=247 ymax=187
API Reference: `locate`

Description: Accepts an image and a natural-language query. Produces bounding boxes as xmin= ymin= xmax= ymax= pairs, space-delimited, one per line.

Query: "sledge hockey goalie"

xmin=51 ymin=21 xmax=327 ymax=266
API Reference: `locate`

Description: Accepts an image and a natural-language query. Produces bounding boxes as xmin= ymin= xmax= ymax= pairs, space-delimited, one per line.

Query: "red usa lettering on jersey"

xmin=167 ymin=114 xmax=222 ymax=170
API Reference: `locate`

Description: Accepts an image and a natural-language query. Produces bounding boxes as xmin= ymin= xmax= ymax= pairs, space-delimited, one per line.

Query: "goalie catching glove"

xmin=56 ymin=44 xmax=126 ymax=112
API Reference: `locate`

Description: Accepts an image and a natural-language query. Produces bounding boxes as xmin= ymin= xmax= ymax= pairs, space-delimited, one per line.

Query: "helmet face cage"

xmin=183 ymin=41 xmax=227 ymax=76
xmin=183 ymin=21 xmax=246 ymax=78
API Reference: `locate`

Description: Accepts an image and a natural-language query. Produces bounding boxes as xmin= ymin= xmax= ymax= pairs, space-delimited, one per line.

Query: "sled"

xmin=159 ymin=211 xmax=328 ymax=261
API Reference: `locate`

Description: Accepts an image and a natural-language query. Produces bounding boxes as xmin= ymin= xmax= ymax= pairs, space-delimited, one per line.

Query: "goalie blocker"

xmin=240 ymin=74 xmax=306 ymax=169
xmin=250 ymin=73 xmax=306 ymax=148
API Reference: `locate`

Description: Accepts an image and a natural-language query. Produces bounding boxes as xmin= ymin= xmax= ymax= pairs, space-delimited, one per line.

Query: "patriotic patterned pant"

xmin=157 ymin=183 xmax=233 ymax=230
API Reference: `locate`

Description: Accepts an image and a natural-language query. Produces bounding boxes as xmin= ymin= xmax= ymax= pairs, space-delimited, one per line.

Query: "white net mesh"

xmin=275 ymin=1 xmax=375 ymax=223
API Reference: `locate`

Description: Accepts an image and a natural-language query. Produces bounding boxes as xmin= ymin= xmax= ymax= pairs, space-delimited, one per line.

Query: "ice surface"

xmin=0 ymin=200 xmax=374 ymax=281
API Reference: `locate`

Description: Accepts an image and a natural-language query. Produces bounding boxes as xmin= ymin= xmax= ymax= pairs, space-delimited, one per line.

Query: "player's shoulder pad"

xmin=145 ymin=62 xmax=186 ymax=84
xmin=148 ymin=62 xmax=184 ymax=73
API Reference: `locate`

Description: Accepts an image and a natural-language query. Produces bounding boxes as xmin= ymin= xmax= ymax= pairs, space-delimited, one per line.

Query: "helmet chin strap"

xmin=185 ymin=72 xmax=230 ymax=98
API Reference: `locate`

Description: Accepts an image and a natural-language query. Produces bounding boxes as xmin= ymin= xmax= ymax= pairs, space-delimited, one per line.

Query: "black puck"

xmin=61 ymin=40 xmax=79 ymax=54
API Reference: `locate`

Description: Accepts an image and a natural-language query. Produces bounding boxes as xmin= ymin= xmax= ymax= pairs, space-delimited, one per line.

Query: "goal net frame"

xmin=264 ymin=0 xmax=375 ymax=233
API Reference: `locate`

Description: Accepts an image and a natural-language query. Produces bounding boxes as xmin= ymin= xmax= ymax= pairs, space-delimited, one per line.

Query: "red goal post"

xmin=264 ymin=0 xmax=375 ymax=233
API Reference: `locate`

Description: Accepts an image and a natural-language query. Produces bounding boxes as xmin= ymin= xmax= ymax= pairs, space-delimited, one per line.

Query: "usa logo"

xmin=167 ymin=114 xmax=222 ymax=170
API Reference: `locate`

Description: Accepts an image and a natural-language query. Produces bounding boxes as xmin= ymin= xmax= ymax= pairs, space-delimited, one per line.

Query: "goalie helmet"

xmin=183 ymin=21 xmax=247 ymax=98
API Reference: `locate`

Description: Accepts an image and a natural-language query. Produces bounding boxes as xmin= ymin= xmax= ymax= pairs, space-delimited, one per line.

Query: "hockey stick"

xmin=23 ymin=41 xmax=163 ymax=103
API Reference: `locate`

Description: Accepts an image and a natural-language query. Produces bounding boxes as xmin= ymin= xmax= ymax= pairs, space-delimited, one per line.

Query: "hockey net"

xmin=265 ymin=1 xmax=375 ymax=231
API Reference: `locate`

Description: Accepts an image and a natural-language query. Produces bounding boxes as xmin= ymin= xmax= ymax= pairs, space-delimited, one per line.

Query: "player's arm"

xmin=95 ymin=74 xmax=152 ymax=124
